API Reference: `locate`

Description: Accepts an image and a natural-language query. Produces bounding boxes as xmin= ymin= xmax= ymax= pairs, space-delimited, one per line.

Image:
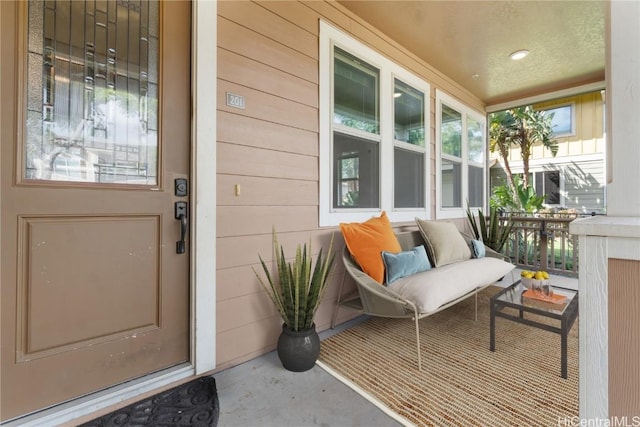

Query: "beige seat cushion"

xmin=388 ymin=257 xmax=515 ymax=313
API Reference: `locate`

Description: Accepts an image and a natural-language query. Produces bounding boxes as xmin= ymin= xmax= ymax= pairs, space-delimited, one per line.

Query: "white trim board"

xmin=192 ymin=0 xmax=217 ymax=375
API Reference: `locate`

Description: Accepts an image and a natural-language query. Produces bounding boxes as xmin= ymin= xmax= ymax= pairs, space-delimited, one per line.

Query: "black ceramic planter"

xmin=277 ymin=323 xmax=320 ymax=372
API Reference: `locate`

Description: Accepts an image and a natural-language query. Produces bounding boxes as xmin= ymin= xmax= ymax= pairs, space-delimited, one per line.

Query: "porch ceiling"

xmin=337 ymin=0 xmax=606 ymax=107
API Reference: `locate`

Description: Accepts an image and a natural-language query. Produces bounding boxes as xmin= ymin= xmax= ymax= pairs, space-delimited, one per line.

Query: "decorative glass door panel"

xmin=25 ymin=0 xmax=159 ymax=185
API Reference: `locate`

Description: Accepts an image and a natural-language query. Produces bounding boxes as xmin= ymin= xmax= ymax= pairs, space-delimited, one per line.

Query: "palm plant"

xmin=489 ymin=110 xmax=517 ymax=194
xmin=489 ymin=106 xmax=558 ymax=210
xmin=491 ymin=175 xmax=545 ymax=213
xmin=466 ymin=205 xmax=514 ymax=253
xmin=513 ymin=177 xmax=545 ymax=212
xmin=254 ymin=229 xmax=335 ymax=332
xmin=510 ymin=106 xmax=558 ymax=188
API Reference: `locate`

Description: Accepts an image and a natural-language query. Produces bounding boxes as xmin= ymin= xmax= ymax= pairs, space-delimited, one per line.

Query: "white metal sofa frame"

xmin=331 ymin=230 xmax=513 ymax=371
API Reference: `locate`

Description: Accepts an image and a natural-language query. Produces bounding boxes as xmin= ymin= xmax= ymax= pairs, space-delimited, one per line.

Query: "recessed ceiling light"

xmin=471 ymin=74 xmax=480 ymax=80
xmin=510 ymin=50 xmax=530 ymax=60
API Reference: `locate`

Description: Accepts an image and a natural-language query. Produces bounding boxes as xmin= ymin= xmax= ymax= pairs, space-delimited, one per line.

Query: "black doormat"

xmin=80 ymin=376 xmax=219 ymax=427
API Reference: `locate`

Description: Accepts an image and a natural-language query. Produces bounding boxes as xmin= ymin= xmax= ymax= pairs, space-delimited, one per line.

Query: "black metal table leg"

xmin=561 ymin=317 xmax=568 ymax=379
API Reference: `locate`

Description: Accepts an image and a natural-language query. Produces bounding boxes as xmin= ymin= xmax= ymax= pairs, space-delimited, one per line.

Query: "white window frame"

xmin=543 ymin=102 xmax=576 ymax=137
xmin=319 ymin=21 xmax=430 ymax=226
xmin=435 ymin=90 xmax=487 ymax=219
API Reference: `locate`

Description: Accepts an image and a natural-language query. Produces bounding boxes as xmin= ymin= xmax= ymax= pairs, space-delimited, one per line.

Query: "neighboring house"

xmin=489 ymin=91 xmax=606 ymax=214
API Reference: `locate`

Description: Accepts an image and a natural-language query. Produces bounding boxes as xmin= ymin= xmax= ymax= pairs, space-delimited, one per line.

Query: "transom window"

xmin=436 ymin=90 xmax=487 ymax=218
xmin=320 ymin=22 xmax=430 ymax=226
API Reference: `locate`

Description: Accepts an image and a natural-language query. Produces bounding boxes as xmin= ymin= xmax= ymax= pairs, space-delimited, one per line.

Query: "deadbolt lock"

xmin=175 ymin=178 xmax=188 ymax=197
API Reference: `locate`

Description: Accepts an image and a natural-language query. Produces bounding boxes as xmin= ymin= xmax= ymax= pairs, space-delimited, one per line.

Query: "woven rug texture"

xmin=80 ymin=376 xmax=219 ymax=427
xmin=319 ymin=286 xmax=578 ymax=427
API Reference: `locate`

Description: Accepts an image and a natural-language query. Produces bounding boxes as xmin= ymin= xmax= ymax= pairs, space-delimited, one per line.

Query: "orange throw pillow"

xmin=340 ymin=212 xmax=402 ymax=284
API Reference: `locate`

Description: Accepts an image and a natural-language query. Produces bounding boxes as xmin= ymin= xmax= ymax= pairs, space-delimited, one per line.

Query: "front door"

xmin=0 ymin=1 xmax=191 ymax=421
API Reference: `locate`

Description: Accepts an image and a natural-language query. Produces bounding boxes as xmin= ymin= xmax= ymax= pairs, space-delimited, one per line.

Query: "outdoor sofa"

xmin=333 ymin=213 xmax=515 ymax=370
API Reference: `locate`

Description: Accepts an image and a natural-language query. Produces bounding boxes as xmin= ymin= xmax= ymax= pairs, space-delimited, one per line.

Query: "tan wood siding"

xmin=259 ymin=1 xmax=323 ymax=32
xmin=217 ymin=292 xmax=278 ymax=334
xmin=218 ymin=49 xmax=318 ymax=108
xmin=218 ymin=206 xmax=319 ymax=237
xmin=215 ymin=0 xmax=485 ymax=370
xmin=217 ymin=269 xmax=345 ymax=335
xmin=217 ymin=111 xmax=318 ymax=156
xmin=216 ymin=266 xmax=264 ymax=302
xmin=608 ymin=258 xmax=640 ymax=418
xmin=217 ymin=175 xmax=318 ymax=207
xmin=218 ymin=81 xmax=318 ymax=132
xmin=219 ymin=1 xmax=319 ymax=60
xmin=216 ymin=233 xmax=344 ymax=280
xmin=217 ymin=17 xmax=318 ymax=83
xmin=216 ymin=248 xmax=347 ymax=302
xmin=217 ymin=143 xmax=318 ymax=180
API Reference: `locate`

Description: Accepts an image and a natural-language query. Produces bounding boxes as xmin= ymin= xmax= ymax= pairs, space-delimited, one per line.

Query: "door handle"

xmin=175 ymin=201 xmax=188 ymax=254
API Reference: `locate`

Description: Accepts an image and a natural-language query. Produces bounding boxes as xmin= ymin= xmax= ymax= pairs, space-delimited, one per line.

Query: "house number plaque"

xmin=226 ymin=92 xmax=245 ymax=110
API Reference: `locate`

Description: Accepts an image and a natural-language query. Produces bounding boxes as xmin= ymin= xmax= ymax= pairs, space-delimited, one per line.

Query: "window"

xmin=440 ymin=105 xmax=462 ymax=208
xmin=535 ymin=170 xmax=562 ymax=205
xmin=333 ymin=48 xmax=380 ymax=134
xmin=544 ymin=104 xmax=575 ymax=137
xmin=25 ymin=1 xmax=159 ymax=185
xmin=514 ymin=170 xmax=563 ymax=205
xmin=467 ymin=116 xmax=485 ymax=208
xmin=436 ymin=90 xmax=486 ymax=218
xmin=394 ymin=79 xmax=426 ymax=209
xmin=334 ymin=133 xmax=379 ymax=208
xmin=320 ymin=22 xmax=430 ymax=226
xmin=332 ymin=48 xmax=380 ymax=209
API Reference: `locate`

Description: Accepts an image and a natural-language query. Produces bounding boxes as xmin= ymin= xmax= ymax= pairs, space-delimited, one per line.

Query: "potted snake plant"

xmin=254 ymin=229 xmax=335 ymax=372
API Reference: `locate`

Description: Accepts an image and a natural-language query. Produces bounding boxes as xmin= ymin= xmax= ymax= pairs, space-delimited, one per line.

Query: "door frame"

xmin=0 ymin=2 xmax=217 ymax=425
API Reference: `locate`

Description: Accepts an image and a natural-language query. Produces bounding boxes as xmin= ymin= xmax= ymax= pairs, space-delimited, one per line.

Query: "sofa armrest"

xmin=341 ymin=247 xmax=415 ymax=318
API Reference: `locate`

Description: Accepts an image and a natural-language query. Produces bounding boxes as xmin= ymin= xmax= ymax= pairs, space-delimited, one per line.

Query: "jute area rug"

xmin=318 ymin=286 xmax=578 ymax=427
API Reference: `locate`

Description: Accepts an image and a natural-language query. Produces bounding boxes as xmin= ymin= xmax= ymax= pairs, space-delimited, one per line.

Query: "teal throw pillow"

xmin=471 ymin=239 xmax=486 ymax=258
xmin=381 ymin=245 xmax=432 ymax=284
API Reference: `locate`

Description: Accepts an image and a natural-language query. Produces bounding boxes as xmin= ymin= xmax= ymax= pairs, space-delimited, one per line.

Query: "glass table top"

xmin=495 ymin=281 xmax=578 ymax=316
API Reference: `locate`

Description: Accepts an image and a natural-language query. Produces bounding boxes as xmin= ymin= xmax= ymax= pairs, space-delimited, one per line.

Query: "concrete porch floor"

xmin=215 ymin=319 xmax=403 ymax=427
xmin=214 ymin=270 xmax=578 ymax=427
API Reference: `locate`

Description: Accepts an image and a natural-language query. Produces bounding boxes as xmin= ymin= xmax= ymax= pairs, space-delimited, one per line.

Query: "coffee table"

xmin=489 ymin=280 xmax=579 ymax=379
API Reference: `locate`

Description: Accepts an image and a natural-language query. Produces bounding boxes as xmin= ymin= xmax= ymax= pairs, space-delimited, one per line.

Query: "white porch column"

xmin=569 ymin=0 xmax=640 ymax=420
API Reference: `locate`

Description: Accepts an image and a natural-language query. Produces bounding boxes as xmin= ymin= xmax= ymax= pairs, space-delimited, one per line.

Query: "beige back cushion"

xmin=415 ymin=218 xmax=472 ymax=267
